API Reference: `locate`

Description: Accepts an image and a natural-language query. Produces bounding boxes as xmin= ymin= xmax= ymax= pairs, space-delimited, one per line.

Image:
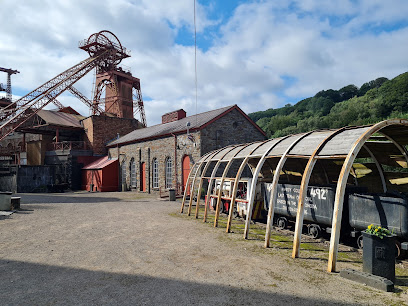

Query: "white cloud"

xmin=1 ymin=0 xmax=408 ymax=127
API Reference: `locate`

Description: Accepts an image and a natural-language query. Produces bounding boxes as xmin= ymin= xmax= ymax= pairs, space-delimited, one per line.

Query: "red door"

xmin=140 ymin=162 xmax=146 ymax=192
xmin=182 ymin=155 xmax=191 ymax=194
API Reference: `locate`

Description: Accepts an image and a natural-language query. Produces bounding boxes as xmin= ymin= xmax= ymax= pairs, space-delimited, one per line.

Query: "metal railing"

xmin=47 ymin=141 xmax=89 ymax=151
xmin=0 ymin=145 xmax=23 ymax=155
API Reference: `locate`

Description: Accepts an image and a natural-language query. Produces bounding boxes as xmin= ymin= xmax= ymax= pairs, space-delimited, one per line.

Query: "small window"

xmin=233 ymin=121 xmax=238 ymax=129
xmin=152 ymin=158 xmax=159 ymax=189
xmin=165 ymin=157 xmax=173 ymax=189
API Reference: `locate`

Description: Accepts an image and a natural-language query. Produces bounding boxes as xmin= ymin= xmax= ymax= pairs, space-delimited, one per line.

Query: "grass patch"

xmin=172 ymin=205 xmax=408 ymax=297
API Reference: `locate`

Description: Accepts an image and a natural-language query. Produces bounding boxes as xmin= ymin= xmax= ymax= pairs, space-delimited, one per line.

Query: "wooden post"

xmin=291 ymin=159 xmax=316 ymax=258
xmin=203 ymin=162 xmax=220 ymax=223
xmin=264 ymin=132 xmax=313 ymax=247
xmin=195 ymin=165 xmax=209 ymax=218
xmin=362 ymin=145 xmax=386 ymax=193
xmin=194 ymin=150 xmax=225 ymax=218
xmin=187 ymin=163 xmax=204 ymax=216
xmin=56 ymin=128 xmax=59 ymax=143
xmin=292 ymin=129 xmax=344 ymax=258
xmin=225 ymin=141 xmax=269 ymax=232
xmin=226 ymin=157 xmax=250 ymax=233
xmin=214 ymin=160 xmax=234 ymax=227
xmin=180 ymin=164 xmax=197 ymax=213
xmin=327 ymin=120 xmax=406 ymax=272
xmin=243 ymin=138 xmax=287 ymax=239
xmin=203 ymin=147 xmax=236 ymax=222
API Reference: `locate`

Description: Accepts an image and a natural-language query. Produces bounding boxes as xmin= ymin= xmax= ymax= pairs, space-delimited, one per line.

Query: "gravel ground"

xmin=0 ymin=191 xmax=407 ymax=305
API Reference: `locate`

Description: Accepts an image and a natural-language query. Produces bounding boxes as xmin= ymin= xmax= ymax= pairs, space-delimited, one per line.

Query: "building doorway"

xmin=140 ymin=162 xmax=146 ymax=192
xmin=182 ymin=155 xmax=191 ymax=194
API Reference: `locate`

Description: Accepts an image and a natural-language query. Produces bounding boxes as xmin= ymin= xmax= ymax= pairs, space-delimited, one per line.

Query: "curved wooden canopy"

xmin=180 ymin=119 xmax=408 ymax=272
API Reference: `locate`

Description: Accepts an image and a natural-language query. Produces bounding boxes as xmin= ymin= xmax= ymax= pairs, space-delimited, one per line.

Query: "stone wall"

xmin=200 ymin=108 xmax=266 ymax=155
xmin=108 ymin=131 xmax=201 ymax=195
xmin=82 ymin=115 xmax=140 ymax=155
xmin=107 ymin=107 xmax=265 ymax=195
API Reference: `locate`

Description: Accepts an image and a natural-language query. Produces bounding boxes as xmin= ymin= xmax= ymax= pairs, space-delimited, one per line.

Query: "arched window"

xmin=165 ymin=157 xmax=173 ymax=189
xmin=130 ymin=158 xmax=136 ymax=188
xmin=121 ymin=162 xmax=126 ymax=186
xmin=152 ymin=158 xmax=159 ymax=189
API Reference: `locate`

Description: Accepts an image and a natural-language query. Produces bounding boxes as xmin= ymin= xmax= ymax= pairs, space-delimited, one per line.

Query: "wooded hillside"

xmin=249 ymin=72 xmax=408 ymax=138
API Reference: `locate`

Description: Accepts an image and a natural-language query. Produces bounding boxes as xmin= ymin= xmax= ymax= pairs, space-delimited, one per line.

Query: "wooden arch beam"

xmin=194 ymin=150 xmax=226 ymax=218
xmin=292 ymin=128 xmax=346 ymax=258
xmin=213 ymin=143 xmax=255 ymax=227
xmin=187 ymin=162 xmax=207 ymax=216
xmin=264 ymin=132 xmax=314 ymax=247
xmin=203 ymin=146 xmax=240 ymax=222
xmin=379 ymin=132 xmax=408 ymax=168
xmin=362 ymin=144 xmax=387 ymax=193
xmin=225 ymin=140 xmax=271 ymax=232
xmin=243 ymin=136 xmax=291 ymax=238
xmin=180 ymin=150 xmax=220 ymax=213
xmin=328 ymin=119 xmax=408 ymax=272
xmin=180 ymin=162 xmax=201 ymax=213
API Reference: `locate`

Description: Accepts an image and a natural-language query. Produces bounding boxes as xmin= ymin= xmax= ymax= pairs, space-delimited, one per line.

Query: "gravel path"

xmin=0 ymin=191 xmax=407 ymax=305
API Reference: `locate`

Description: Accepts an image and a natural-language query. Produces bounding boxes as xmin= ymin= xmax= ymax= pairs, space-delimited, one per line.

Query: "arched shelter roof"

xmin=182 ymin=119 xmax=408 ymax=273
xmin=194 ymin=120 xmax=408 ymax=164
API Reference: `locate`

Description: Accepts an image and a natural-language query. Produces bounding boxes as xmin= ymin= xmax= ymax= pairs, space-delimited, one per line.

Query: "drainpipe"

xmin=117 ymin=144 xmax=120 ymax=191
xmin=147 ymin=147 xmax=151 ymax=194
xmin=171 ymin=133 xmax=178 ymax=193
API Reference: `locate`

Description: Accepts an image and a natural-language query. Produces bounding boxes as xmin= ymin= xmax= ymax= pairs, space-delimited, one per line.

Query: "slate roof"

xmin=37 ymin=109 xmax=85 ymax=128
xmin=108 ymin=104 xmax=259 ymax=147
xmin=82 ymin=156 xmax=118 ymax=170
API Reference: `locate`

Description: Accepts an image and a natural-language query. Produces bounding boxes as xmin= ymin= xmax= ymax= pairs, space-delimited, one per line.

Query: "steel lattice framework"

xmin=0 ymin=67 xmax=19 ymax=101
xmin=0 ymin=30 xmax=147 ymax=140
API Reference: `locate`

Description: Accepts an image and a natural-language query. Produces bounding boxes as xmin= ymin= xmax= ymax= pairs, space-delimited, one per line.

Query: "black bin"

xmin=362 ymin=231 xmax=395 ymax=282
xmin=169 ymin=189 xmax=176 ymax=201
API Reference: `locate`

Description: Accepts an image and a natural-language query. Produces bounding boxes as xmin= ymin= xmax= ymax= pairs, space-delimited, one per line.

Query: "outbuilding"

xmin=82 ymin=156 xmax=119 ymax=192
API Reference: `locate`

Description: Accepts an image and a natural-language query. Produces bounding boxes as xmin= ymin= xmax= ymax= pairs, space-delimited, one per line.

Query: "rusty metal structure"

xmin=0 ymin=30 xmax=146 ymax=142
xmin=180 ymin=119 xmax=408 ymax=273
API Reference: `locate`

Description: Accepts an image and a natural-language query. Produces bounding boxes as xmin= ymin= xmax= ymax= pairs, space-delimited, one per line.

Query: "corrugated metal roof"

xmin=108 ymin=105 xmax=238 ymax=146
xmin=82 ymin=156 xmax=118 ymax=170
xmin=37 ymin=110 xmax=84 ymax=128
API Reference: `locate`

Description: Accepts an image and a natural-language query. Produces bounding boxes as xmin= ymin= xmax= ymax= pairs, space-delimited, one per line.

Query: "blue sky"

xmin=1 ymin=0 xmax=408 ymax=125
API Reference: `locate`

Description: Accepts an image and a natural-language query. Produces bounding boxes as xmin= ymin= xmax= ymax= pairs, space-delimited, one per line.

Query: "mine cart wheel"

xmin=276 ymin=217 xmax=288 ymax=229
xmin=356 ymin=235 xmax=363 ymax=249
xmin=308 ymin=224 xmax=321 ymax=239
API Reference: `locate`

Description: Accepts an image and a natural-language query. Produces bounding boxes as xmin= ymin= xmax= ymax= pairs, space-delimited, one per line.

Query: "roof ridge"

xmin=108 ymin=104 xmax=238 ymax=146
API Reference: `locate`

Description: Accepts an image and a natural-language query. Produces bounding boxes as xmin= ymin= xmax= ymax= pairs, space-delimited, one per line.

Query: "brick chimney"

xmin=162 ymin=109 xmax=186 ymax=124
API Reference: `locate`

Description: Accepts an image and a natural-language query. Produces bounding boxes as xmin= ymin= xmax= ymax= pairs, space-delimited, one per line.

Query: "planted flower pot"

xmin=362 ymin=231 xmax=395 ymax=283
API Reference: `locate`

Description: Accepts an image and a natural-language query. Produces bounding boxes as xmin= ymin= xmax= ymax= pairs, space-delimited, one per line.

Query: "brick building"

xmin=107 ymin=105 xmax=266 ymax=195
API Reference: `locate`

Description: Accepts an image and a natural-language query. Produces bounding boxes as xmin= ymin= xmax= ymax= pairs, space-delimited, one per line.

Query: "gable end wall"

xmin=200 ymin=108 xmax=266 ymax=155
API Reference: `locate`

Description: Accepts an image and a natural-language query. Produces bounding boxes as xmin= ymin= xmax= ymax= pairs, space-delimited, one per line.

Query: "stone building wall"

xmin=200 ymin=108 xmax=266 ymax=155
xmin=108 ymin=130 xmax=201 ymax=194
xmin=108 ymin=108 xmax=265 ymax=195
xmin=82 ymin=115 xmax=141 ymax=156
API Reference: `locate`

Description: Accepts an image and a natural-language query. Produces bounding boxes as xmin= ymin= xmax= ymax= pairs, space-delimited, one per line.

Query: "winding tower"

xmin=0 ymin=30 xmax=146 ymax=142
